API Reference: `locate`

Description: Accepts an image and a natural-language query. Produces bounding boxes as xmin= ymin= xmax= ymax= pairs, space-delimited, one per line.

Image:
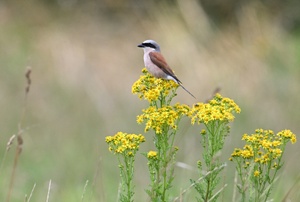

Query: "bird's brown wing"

xmin=149 ymin=51 xmax=181 ymax=83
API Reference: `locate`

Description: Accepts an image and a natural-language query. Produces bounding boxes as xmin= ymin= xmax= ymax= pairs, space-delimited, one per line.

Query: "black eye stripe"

xmin=142 ymin=43 xmax=156 ymax=49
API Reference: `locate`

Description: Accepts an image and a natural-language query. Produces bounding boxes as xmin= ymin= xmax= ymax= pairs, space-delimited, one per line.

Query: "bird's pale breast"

xmin=144 ymin=53 xmax=167 ymax=79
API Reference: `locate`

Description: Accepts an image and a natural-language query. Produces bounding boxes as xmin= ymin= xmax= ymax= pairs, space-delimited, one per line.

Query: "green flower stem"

xmin=200 ymin=121 xmax=228 ymax=201
xmin=190 ymin=94 xmax=240 ymax=202
xmin=133 ymin=71 xmax=183 ymax=201
xmin=125 ymin=155 xmax=134 ymax=201
xmin=105 ymin=132 xmax=145 ymax=202
xmin=261 ymin=142 xmax=286 ymax=202
xmin=117 ymin=154 xmax=134 ymax=202
xmin=152 ymin=125 xmax=177 ymax=202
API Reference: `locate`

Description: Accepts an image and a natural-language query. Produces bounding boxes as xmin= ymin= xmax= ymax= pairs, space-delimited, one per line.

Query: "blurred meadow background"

xmin=1 ymin=0 xmax=300 ymax=201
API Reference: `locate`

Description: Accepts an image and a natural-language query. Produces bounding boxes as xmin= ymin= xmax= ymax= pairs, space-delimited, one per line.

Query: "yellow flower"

xmin=190 ymin=94 xmax=240 ymax=124
xmin=240 ymin=145 xmax=254 ymax=158
xmin=260 ymin=154 xmax=270 ymax=164
xmin=235 ymin=129 xmax=296 ymax=163
xmin=291 ymin=135 xmax=297 ymax=144
xmin=272 ymin=140 xmax=282 ymax=147
xmin=132 ymin=68 xmax=179 ymax=102
xmin=270 ymin=148 xmax=282 ymax=159
xmin=260 ymin=139 xmax=272 ymax=149
xmin=105 ymin=136 xmax=113 ymax=143
xmin=147 ymin=150 xmax=158 ymax=159
xmin=277 ymin=129 xmax=297 ymax=144
xmin=137 ymin=104 xmax=190 ymax=134
xmin=105 ymin=132 xmax=145 ymax=156
xmin=243 ymin=162 xmax=250 ymax=168
xmin=272 ymin=162 xmax=278 ymax=169
xmin=254 ymin=170 xmax=260 ymax=177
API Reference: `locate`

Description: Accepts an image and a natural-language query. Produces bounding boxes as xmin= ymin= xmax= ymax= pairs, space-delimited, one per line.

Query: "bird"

xmin=137 ymin=39 xmax=196 ymax=98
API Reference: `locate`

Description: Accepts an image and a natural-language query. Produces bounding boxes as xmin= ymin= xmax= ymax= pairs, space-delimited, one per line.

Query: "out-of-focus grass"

xmin=0 ymin=1 xmax=299 ymax=201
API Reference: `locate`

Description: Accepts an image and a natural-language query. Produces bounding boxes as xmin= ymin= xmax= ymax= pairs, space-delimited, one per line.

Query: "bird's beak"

xmin=137 ymin=43 xmax=144 ymax=48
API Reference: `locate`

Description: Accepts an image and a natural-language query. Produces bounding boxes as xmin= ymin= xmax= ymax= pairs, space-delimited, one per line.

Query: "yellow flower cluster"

xmin=277 ymin=129 xmax=297 ymax=144
xmin=190 ymin=93 xmax=241 ymax=124
xmin=147 ymin=150 xmax=158 ymax=159
xmin=105 ymin=132 xmax=145 ymax=156
xmin=231 ymin=145 xmax=254 ymax=160
xmin=132 ymin=68 xmax=178 ymax=102
xmin=137 ymin=103 xmax=190 ymax=134
xmin=230 ymin=129 xmax=297 ymax=166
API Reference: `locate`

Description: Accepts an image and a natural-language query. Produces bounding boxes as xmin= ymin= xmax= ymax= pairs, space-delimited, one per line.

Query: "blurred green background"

xmin=1 ymin=0 xmax=299 ymax=201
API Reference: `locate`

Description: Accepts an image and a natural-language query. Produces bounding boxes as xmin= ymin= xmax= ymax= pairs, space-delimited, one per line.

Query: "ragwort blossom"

xmin=105 ymin=132 xmax=145 ymax=156
xmin=230 ymin=129 xmax=297 ymax=201
xmin=190 ymin=93 xmax=241 ymax=124
xmin=147 ymin=150 xmax=158 ymax=159
xmin=231 ymin=129 xmax=296 ymax=166
xmin=136 ymin=103 xmax=191 ymax=134
xmin=132 ymin=68 xmax=178 ymax=102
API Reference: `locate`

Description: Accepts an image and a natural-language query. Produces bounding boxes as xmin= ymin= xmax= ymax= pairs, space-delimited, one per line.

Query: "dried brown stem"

xmin=6 ymin=68 xmax=32 ymax=202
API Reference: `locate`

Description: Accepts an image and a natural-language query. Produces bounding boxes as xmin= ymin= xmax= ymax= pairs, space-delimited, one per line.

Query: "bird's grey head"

xmin=137 ymin=39 xmax=161 ymax=52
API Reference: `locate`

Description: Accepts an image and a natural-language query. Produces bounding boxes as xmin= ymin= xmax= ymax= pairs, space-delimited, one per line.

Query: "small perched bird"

xmin=137 ymin=39 xmax=195 ymax=98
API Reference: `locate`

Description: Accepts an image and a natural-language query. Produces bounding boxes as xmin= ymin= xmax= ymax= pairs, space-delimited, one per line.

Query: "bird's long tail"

xmin=179 ymin=83 xmax=196 ymax=99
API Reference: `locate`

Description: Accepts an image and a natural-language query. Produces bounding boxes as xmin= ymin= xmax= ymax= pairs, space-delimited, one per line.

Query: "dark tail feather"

xmin=179 ymin=83 xmax=196 ymax=99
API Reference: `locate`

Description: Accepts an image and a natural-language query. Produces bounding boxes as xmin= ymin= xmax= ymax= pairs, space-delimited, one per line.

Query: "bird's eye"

xmin=143 ymin=43 xmax=156 ymax=49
